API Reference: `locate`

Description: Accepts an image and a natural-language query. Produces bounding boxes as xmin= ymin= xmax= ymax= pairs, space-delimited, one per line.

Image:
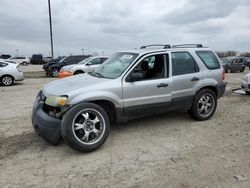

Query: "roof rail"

xmin=172 ymin=44 xmax=203 ymax=48
xmin=140 ymin=44 xmax=171 ymax=49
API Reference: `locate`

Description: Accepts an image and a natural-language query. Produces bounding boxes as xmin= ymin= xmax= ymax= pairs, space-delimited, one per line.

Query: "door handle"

xmin=190 ymin=77 xmax=199 ymax=81
xmin=157 ymin=83 xmax=168 ymax=88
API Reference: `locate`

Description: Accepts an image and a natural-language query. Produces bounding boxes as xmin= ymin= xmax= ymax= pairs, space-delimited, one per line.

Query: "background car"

xmin=220 ymin=56 xmax=245 ymax=73
xmin=59 ymin=56 xmax=108 ymax=78
xmin=241 ymin=73 xmax=250 ymax=95
xmin=0 ymin=60 xmax=24 ymax=86
xmin=0 ymin=54 xmax=11 ymax=59
xmin=245 ymin=57 xmax=250 ymax=70
xmin=47 ymin=55 xmax=91 ymax=77
xmin=10 ymin=56 xmax=30 ymax=65
xmin=30 ymin=54 xmax=44 ymax=64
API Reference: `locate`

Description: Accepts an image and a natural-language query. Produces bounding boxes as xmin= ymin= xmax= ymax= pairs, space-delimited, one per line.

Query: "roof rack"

xmin=140 ymin=44 xmax=171 ymax=49
xmin=172 ymin=44 xmax=203 ymax=48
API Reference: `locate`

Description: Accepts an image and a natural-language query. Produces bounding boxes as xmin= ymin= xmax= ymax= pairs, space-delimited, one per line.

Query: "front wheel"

xmin=61 ymin=103 xmax=110 ymax=152
xmin=74 ymin=70 xmax=84 ymax=75
xmin=188 ymin=89 xmax=217 ymax=121
xmin=51 ymin=68 xmax=60 ymax=77
xmin=246 ymin=91 xmax=250 ymax=95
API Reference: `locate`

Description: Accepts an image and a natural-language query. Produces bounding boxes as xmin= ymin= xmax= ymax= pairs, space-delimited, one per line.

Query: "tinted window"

xmin=0 ymin=62 xmax=8 ymax=67
xmin=101 ymin=58 xmax=108 ymax=63
xmin=196 ymin=51 xmax=220 ymax=70
xmin=89 ymin=58 xmax=102 ymax=65
xmin=172 ymin=52 xmax=199 ymax=76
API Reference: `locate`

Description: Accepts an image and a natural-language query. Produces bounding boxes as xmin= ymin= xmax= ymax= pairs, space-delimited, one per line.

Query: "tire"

xmin=188 ymin=89 xmax=217 ymax=121
xmin=1 ymin=75 xmax=14 ymax=86
xmin=240 ymin=67 xmax=245 ymax=72
xmin=51 ymin=68 xmax=60 ymax=77
xmin=74 ymin=70 xmax=84 ymax=75
xmin=246 ymin=91 xmax=250 ymax=95
xmin=22 ymin=61 xmax=28 ymax=66
xmin=61 ymin=102 xmax=110 ymax=152
xmin=225 ymin=68 xmax=231 ymax=73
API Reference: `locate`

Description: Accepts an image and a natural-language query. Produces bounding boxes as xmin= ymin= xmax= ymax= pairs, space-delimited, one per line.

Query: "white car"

xmin=60 ymin=56 xmax=108 ymax=75
xmin=241 ymin=73 xmax=250 ymax=95
xmin=10 ymin=56 xmax=30 ymax=65
xmin=0 ymin=61 xmax=24 ymax=86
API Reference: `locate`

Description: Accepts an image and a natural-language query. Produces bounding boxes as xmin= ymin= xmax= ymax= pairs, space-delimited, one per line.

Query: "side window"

xmin=101 ymin=58 xmax=108 ymax=63
xmin=172 ymin=52 xmax=199 ymax=76
xmin=89 ymin=58 xmax=102 ymax=65
xmin=131 ymin=54 xmax=166 ymax=80
xmin=0 ymin=62 xmax=7 ymax=67
xmin=196 ymin=51 xmax=220 ymax=70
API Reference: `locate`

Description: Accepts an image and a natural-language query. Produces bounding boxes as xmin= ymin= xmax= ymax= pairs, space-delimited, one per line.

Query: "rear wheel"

xmin=225 ymin=68 xmax=231 ymax=73
xmin=240 ymin=67 xmax=245 ymax=72
xmin=1 ymin=75 xmax=14 ymax=86
xmin=74 ymin=70 xmax=84 ymax=75
xmin=246 ymin=91 xmax=250 ymax=95
xmin=61 ymin=103 xmax=110 ymax=152
xmin=188 ymin=89 xmax=217 ymax=121
xmin=22 ymin=61 xmax=28 ymax=66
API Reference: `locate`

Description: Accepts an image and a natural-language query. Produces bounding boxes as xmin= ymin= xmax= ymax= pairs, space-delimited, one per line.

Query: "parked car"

xmin=32 ymin=44 xmax=226 ymax=152
xmin=0 ymin=54 xmax=11 ymax=59
xmin=10 ymin=56 xmax=30 ymax=65
xmin=0 ymin=60 xmax=24 ymax=86
xmin=47 ymin=55 xmax=91 ymax=77
xmin=59 ymin=56 xmax=108 ymax=78
xmin=241 ymin=73 xmax=250 ymax=95
xmin=30 ymin=54 xmax=44 ymax=64
xmin=220 ymin=57 xmax=245 ymax=73
xmin=245 ymin=57 xmax=250 ymax=70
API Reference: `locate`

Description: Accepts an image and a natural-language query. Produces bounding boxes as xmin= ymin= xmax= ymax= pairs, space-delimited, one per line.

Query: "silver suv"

xmin=32 ymin=44 xmax=226 ymax=152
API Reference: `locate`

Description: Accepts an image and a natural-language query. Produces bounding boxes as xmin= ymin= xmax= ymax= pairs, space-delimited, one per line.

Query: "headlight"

xmin=45 ymin=95 xmax=68 ymax=107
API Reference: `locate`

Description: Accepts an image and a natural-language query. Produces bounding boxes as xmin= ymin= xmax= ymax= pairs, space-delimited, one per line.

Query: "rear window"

xmin=196 ymin=51 xmax=220 ymax=70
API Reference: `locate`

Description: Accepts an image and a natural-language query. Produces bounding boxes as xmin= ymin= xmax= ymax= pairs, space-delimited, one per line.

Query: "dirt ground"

xmin=0 ymin=65 xmax=249 ymax=188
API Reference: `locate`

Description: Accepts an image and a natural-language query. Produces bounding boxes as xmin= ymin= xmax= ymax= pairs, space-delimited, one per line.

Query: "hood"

xmin=42 ymin=73 xmax=109 ymax=96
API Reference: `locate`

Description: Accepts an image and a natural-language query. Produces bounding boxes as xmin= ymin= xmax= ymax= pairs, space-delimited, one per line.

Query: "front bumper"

xmin=32 ymin=92 xmax=62 ymax=145
xmin=216 ymin=82 xmax=226 ymax=98
xmin=241 ymin=80 xmax=250 ymax=92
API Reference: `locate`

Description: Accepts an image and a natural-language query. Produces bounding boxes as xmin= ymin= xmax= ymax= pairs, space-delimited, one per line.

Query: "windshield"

xmin=59 ymin=56 xmax=68 ymax=63
xmin=79 ymin=57 xmax=93 ymax=64
xmin=92 ymin=52 xmax=138 ymax=79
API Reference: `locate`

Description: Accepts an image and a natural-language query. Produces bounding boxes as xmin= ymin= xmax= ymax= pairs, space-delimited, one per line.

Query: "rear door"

xmin=171 ymin=51 xmax=201 ymax=105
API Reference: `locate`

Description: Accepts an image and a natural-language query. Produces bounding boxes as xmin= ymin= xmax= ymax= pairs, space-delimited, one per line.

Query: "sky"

xmin=0 ymin=0 xmax=250 ymax=57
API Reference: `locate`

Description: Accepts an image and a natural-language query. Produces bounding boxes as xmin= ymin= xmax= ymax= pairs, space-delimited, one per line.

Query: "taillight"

xmin=222 ymin=69 xmax=225 ymax=80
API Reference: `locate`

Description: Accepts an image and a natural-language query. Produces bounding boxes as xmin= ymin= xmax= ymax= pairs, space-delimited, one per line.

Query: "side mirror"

xmin=128 ymin=72 xmax=143 ymax=82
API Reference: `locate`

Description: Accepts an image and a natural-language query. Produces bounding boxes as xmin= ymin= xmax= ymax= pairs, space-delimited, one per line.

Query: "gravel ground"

xmin=0 ymin=65 xmax=249 ymax=188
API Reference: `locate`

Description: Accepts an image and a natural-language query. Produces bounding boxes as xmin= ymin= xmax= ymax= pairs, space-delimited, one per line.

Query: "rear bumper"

xmin=216 ymin=82 xmax=226 ymax=98
xmin=32 ymin=94 xmax=62 ymax=145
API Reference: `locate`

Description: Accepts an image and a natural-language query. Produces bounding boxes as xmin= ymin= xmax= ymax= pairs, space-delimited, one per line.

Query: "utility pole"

xmin=15 ymin=49 xmax=19 ymax=57
xmin=81 ymin=49 xmax=85 ymax=55
xmin=48 ymin=0 xmax=54 ymax=58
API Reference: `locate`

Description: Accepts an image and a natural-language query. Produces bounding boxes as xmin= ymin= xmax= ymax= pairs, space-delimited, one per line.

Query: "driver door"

xmin=122 ymin=53 xmax=172 ymax=118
